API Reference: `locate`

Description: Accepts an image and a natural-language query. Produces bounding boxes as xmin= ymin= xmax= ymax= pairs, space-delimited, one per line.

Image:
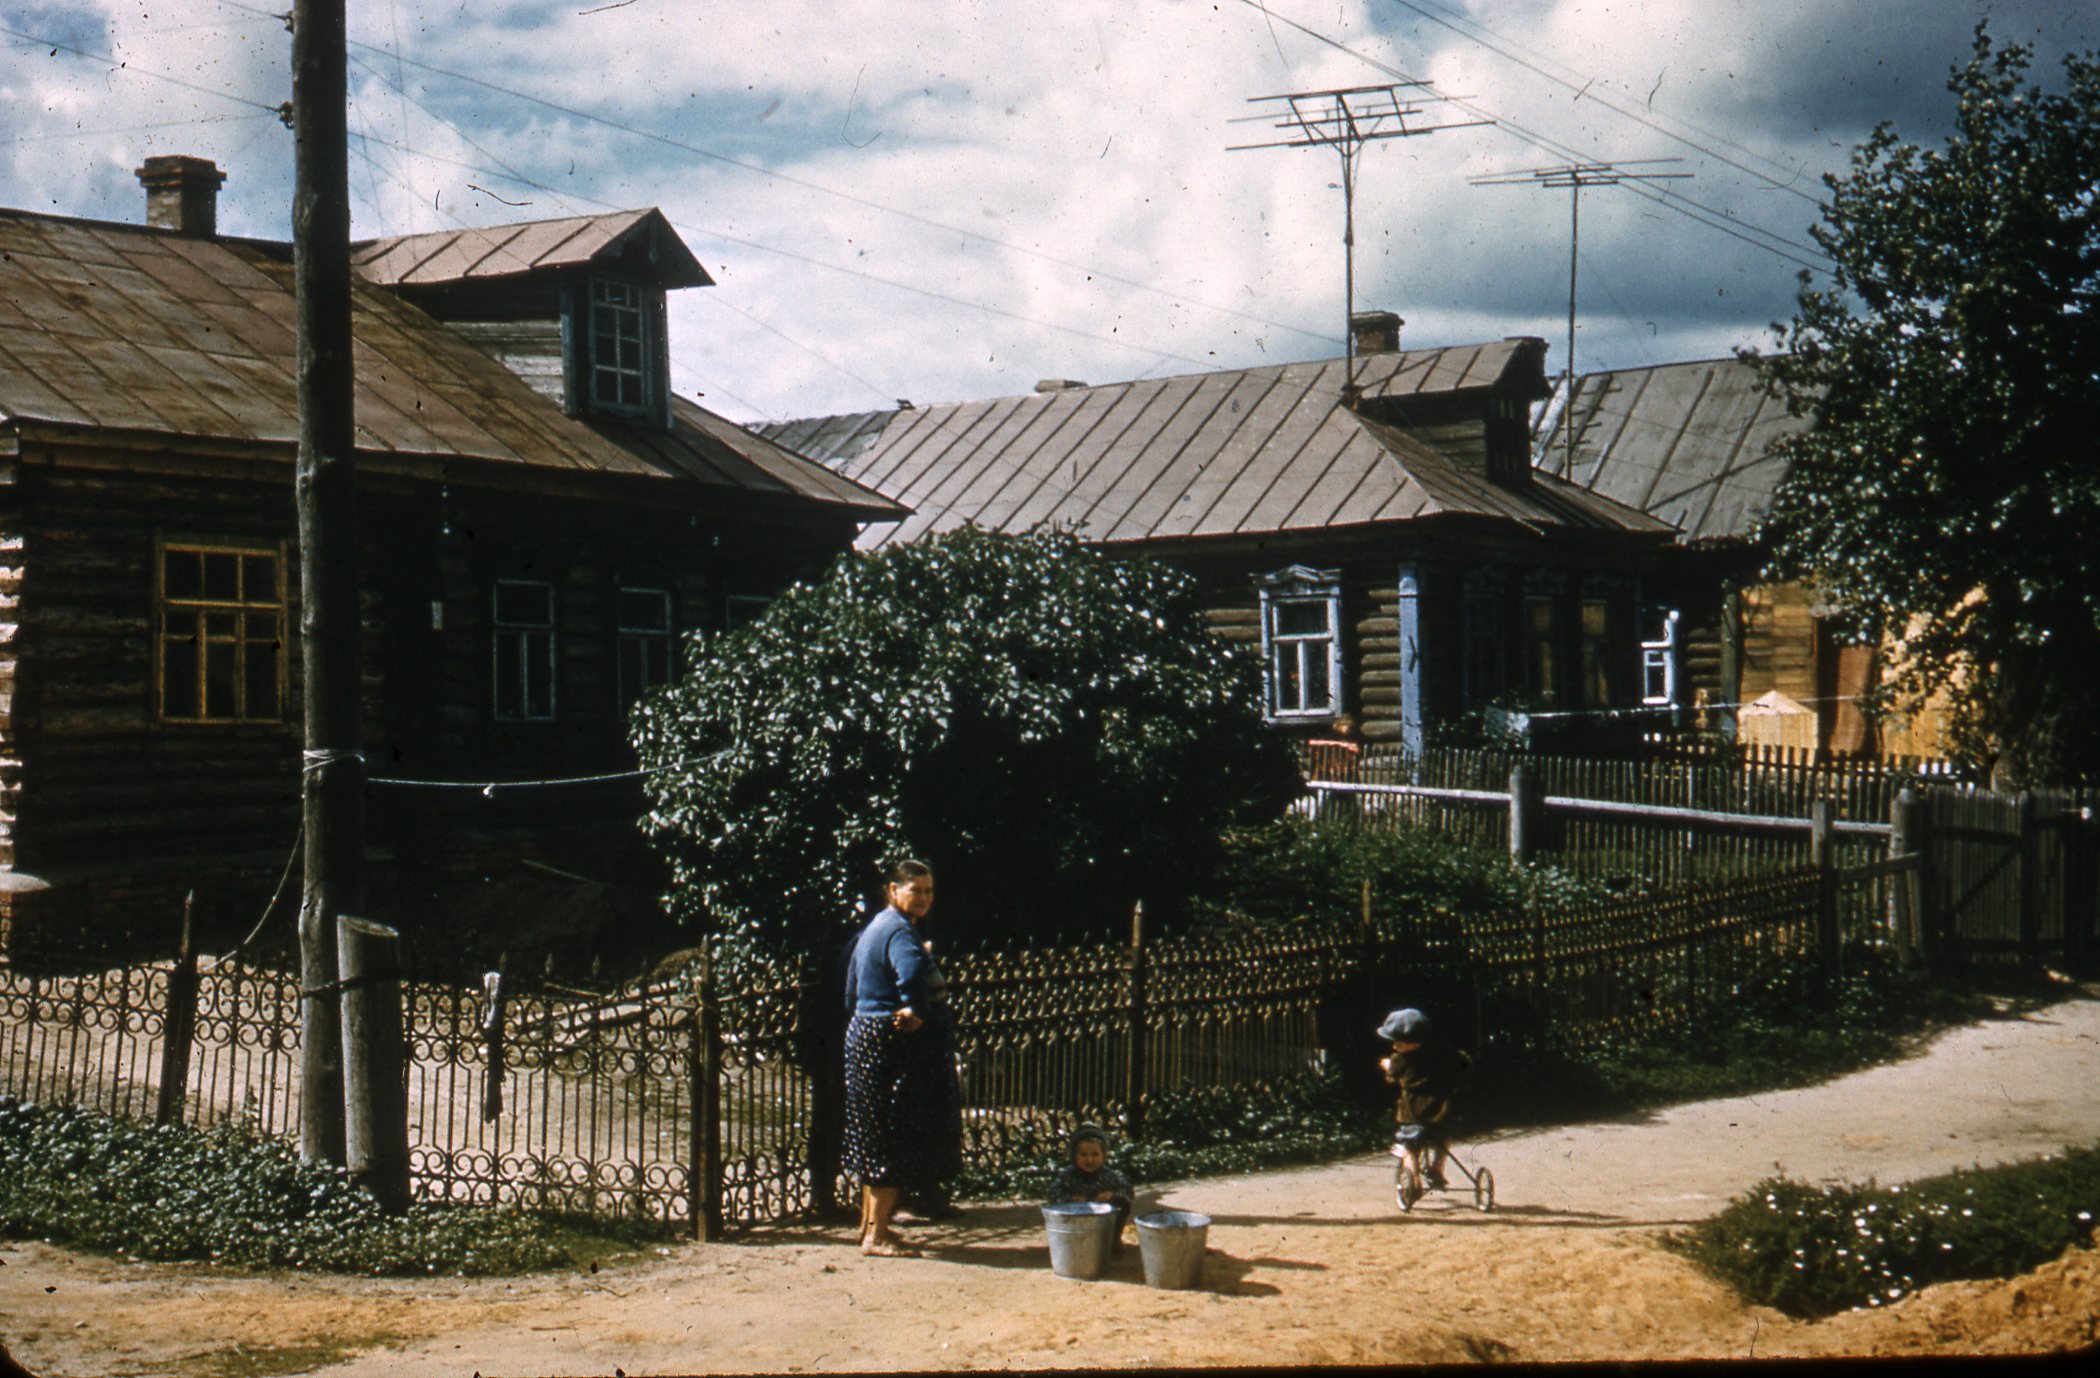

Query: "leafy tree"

xmin=631 ymin=526 xmax=1300 ymax=957
xmin=1753 ymin=26 xmax=2100 ymax=786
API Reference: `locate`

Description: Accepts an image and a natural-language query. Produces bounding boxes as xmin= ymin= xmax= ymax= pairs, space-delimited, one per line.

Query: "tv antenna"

xmin=1472 ymin=159 xmax=1691 ymax=473
xmin=1232 ymin=83 xmax=1488 ymax=390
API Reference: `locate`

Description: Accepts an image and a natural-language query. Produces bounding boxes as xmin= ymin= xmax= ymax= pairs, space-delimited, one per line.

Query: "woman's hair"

xmin=888 ymin=858 xmax=933 ymax=886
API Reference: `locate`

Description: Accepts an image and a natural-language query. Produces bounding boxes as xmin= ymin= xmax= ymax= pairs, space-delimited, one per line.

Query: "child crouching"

xmin=1046 ymin=1123 xmax=1135 ymax=1245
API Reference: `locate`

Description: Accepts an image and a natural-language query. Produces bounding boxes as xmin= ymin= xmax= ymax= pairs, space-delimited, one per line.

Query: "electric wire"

xmin=1234 ymin=0 xmax=1834 ymax=272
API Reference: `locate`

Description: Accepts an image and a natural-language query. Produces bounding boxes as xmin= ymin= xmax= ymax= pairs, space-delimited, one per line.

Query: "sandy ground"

xmin=4 ymin=990 xmax=2098 ymax=1376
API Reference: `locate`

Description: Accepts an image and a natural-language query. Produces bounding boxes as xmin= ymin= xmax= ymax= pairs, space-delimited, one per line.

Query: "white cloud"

xmin=5 ymin=0 xmax=2095 ymax=422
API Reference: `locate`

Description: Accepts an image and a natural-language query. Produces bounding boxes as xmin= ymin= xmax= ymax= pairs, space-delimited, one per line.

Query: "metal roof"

xmin=0 ymin=208 xmax=897 ymax=517
xmin=761 ymin=343 xmax=1668 ymax=549
xmin=1533 ymin=356 xmax=1805 ymax=543
xmin=349 ymin=208 xmax=712 ymax=289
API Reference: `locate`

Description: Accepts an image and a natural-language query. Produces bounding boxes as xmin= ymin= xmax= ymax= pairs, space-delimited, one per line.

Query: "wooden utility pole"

xmin=338 ymin=916 xmax=409 ymax=1211
xmin=292 ymin=0 xmax=364 ymax=1166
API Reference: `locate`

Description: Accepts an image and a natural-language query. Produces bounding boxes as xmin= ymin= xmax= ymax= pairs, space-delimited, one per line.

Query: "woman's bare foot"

xmin=861 ymin=1233 xmax=919 ymax=1257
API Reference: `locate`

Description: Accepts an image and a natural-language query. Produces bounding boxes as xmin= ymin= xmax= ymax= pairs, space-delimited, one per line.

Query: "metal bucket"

xmin=1136 ymin=1210 xmax=1210 ymax=1289
xmin=1042 ymin=1202 xmax=1118 ymax=1280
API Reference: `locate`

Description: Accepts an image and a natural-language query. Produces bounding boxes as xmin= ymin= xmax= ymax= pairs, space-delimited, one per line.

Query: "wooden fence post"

xmin=1810 ymin=800 xmax=1839 ymax=997
xmin=1889 ymin=790 xmax=1928 ymax=968
xmin=1508 ymin=764 xmax=1539 ymax=866
xmin=2015 ymin=790 xmax=2040 ymax=975
xmin=154 ymin=891 xmax=200 ymax=1127
xmin=337 ymin=915 xmax=409 ymax=1213
xmin=690 ymin=943 xmax=723 ymax=1241
xmin=1122 ymin=901 xmax=1148 ymax=1142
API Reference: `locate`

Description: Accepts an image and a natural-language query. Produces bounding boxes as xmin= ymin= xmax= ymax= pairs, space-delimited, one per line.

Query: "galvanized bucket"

xmin=1135 ymin=1210 xmax=1210 ymax=1289
xmin=1042 ymin=1201 xmax=1118 ymax=1280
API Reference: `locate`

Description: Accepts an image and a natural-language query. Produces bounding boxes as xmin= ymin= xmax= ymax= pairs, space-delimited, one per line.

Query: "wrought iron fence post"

xmin=690 ymin=943 xmax=723 ymax=1241
xmin=154 ymin=891 xmax=200 ymax=1126
xmin=1121 ymin=901 xmax=1148 ymax=1142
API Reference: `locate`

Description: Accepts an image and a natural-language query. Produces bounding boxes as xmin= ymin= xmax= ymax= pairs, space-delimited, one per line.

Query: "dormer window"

xmin=587 ymin=276 xmax=661 ymax=417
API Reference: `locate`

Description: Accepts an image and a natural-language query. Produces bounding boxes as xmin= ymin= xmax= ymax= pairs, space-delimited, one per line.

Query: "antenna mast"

xmin=1472 ymin=159 xmax=1690 ymax=472
xmin=1232 ymin=84 xmax=1487 ymax=390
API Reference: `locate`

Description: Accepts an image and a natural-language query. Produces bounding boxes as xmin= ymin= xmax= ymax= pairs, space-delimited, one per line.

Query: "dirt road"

xmin=5 ymin=990 xmax=2098 ymax=1375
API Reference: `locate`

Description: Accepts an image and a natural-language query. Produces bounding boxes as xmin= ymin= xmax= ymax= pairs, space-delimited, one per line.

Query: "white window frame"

xmin=588 ymin=276 xmax=653 ymax=415
xmin=1257 ymin=567 xmax=1343 ymax=722
xmin=492 ymin=579 xmax=556 ymax=722
xmin=1641 ymin=607 xmax=1681 ymax=708
xmin=617 ymin=586 xmax=675 ymax=710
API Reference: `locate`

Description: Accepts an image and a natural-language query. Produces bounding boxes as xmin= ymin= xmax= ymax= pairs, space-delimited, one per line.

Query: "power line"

xmin=0 ymin=22 xmax=285 ymax=115
xmin=1384 ymin=0 xmax=1822 ymax=205
xmin=1231 ymin=82 xmax=1488 ymax=389
xmin=206 ymin=0 xmax=1340 ymax=353
xmin=1473 ymin=160 xmax=1694 ymax=468
xmin=1231 ymin=0 xmax=1833 ymax=273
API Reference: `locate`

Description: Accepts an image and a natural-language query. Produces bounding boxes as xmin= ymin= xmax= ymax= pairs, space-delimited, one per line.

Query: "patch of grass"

xmin=1668 ymin=1143 xmax=2100 ymax=1318
xmin=0 ymin=1096 xmax=652 ymax=1276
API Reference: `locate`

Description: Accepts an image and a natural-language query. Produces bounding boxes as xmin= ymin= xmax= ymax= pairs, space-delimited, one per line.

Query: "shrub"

xmin=0 ymin=1097 xmax=636 ymax=1275
xmin=1669 ymin=1144 xmax=2100 ymax=1317
xmin=633 ymin=526 xmax=1300 ymax=957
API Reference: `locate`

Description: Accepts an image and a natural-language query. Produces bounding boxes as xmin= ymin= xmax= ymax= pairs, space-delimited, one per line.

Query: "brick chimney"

xmin=135 ymin=156 xmax=227 ymax=236
xmin=1349 ymin=310 xmax=1403 ymax=356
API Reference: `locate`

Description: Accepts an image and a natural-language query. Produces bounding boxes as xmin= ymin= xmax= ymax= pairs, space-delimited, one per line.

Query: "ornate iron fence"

xmin=1 ymin=862 xmax=1860 ymax=1235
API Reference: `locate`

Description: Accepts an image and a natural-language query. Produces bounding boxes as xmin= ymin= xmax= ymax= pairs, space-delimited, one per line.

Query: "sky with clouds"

xmin=3 ymin=0 xmax=2096 ymax=425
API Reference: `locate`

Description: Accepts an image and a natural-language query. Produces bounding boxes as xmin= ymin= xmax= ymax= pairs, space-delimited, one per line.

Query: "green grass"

xmin=0 ymin=1095 xmax=656 ymax=1276
xmin=1668 ymin=1144 xmax=2100 ymax=1318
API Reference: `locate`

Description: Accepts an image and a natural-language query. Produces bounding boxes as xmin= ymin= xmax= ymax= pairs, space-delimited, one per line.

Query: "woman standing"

xmin=841 ymin=858 xmax=962 ymax=1256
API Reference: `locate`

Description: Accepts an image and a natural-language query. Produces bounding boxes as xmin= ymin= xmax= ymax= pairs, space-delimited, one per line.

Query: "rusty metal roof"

xmin=763 ymin=343 xmax=1669 ymax=549
xmin=0 ymin=208 xmax=897 ymax=517
xmin=1533 ymin=357 xmax=1805 ymax=543
xmin=349 ymin=208 xmax=711 ymax=289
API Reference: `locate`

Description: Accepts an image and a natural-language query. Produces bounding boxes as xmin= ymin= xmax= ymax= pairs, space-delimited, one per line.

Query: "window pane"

xmin=1274 ymin=600 xmax=1329 ymax=636
xmin=618 ymin=589 xmax=670 ymax=632
xmin=203 ymin=553 xmax=240 ymax=602
xmin=204 ymin=610 xmax=236 ymax=639
xmin=1582 ymin=600 xmax=1608 ymax=638
xmin=1304 ymin=644 xmax=1331 ymax=708
xmin=204 ymin=640 xmax=237 ymax=718
xmin=164 ymin=633 xmax=200 ymax=718
xmin=525 ymin=631 xmax=553 ymax=718
xmin=245 ymin=639 xmax=280 ymax=718
xmin=495 ymin=582 xmax=552 ymax=626
xmin=495 ymin=633 xmax=522 ymax=718
xmin=647 ymin=638 xmax=672 ymax=685
xmin=243 ymin=554 xmax=276 ymax=603
xmin=164 ymin=550 xmax=202 ymax=601
xmin=1273 ymin=645 xmax=1303 ymax=712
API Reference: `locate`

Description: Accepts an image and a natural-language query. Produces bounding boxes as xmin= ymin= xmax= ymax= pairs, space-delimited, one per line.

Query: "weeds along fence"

xmin=2 ymin=863 xmax=1873 ymax=1237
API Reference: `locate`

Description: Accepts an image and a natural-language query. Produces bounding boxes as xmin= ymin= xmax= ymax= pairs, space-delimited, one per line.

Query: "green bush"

xmin=1193 ymin=818 xmax=1605 ymax=935
xmin=0 ymin=1096 xmax=637 ymax=1275
xmin=1669 ymin=1144 xmax=2100 ymax=1318
xmin=633 ymin=526 xmax=1299 ymax=957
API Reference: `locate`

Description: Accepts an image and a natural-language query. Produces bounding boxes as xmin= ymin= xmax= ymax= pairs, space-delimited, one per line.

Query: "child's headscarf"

xmin=1068 ymin=1122 xmax=1110 ymax=1163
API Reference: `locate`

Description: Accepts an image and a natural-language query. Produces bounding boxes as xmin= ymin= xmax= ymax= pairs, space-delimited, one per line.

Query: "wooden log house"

xmin=0 ymin=157 xmax=905 ymax=962
xmin=763 ymin=315 xmax=1678 ymax=751
xmin=1535 ymin=357 xmax=1953 ymax=760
